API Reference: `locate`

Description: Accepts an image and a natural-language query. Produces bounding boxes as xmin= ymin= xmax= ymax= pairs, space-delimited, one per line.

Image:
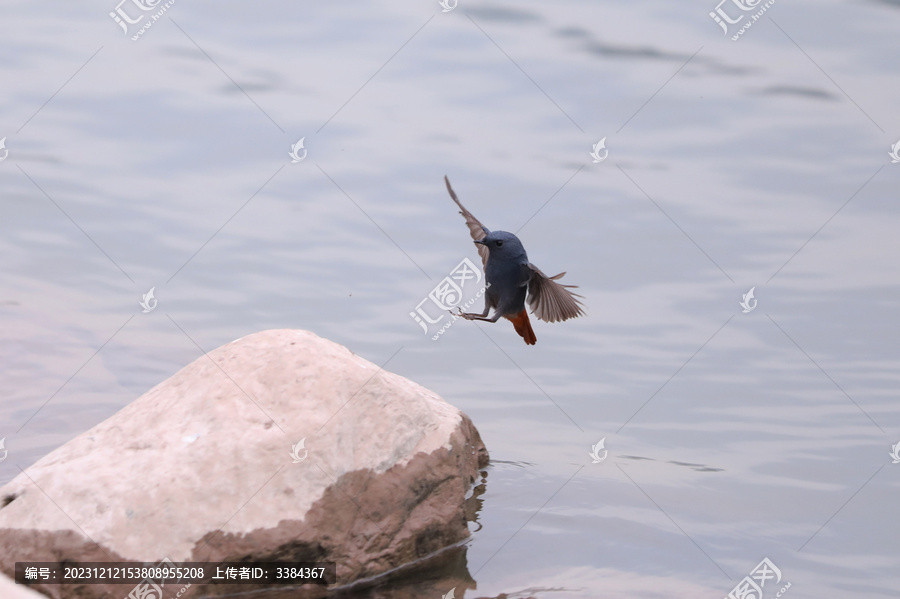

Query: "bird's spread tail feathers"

xmin=505 ymin=309 xmax=536 ymax=345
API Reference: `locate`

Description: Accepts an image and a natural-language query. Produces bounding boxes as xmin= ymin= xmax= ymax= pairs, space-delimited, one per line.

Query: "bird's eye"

xmin=496 ymin=240 xmax=504 ymax=247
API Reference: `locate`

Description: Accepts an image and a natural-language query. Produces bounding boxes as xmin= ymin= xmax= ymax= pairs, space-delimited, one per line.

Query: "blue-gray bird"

xmin=444 ymin=176 xmax=585 ymax=345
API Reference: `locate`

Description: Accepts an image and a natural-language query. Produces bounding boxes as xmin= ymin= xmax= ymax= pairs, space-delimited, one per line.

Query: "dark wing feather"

xmin=444 ymin=176 xmax=489 ymax=269
xmin=526 ymin=263 xmax=585 ymax=323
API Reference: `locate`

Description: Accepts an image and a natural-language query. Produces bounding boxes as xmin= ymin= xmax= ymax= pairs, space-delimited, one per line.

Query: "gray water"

xmin=2 ymin=0 xmax=899 ymax=597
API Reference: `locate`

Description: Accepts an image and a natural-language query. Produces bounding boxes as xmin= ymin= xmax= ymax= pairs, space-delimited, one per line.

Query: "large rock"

xmin=0 ymin=329 xmax=488 ymax=598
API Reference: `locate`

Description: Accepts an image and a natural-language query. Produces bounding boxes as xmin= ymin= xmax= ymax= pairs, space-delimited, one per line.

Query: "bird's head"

xmin=475 ymin=230 xmax=527 ymax=260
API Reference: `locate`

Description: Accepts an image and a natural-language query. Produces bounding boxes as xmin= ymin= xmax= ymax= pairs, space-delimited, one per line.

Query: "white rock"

xmin=0 ymin=329 xmax=487 ymax=598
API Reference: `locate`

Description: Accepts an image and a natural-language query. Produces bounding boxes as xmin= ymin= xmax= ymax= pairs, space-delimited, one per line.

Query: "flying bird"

xmin=444 ymin=176 xmax=584 ymax=345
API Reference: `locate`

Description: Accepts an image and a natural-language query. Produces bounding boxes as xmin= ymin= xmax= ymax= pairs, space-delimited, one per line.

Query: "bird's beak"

xmin=474 ymin=239 xmax=486 ymax=246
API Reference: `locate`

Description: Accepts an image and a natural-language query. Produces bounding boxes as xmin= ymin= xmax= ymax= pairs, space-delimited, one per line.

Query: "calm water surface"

xmin=1 ymin=0 xmax=899 ymax=597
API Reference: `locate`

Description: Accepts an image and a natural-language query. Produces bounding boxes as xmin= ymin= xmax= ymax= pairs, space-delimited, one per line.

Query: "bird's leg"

xmin=460 ymin=312 xmax=503 ymax=323
xmin=454 ymin=304 xmax=501 ymax=322
xmin=451 ymin=298 xmax=490 ymax=321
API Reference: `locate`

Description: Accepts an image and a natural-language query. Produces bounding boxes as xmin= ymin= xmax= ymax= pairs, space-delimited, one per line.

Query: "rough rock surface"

xmin=0 ymin=329 xmax=488 ymax=598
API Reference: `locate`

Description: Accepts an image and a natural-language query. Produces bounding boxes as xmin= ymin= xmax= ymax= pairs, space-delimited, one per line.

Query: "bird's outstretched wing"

xmin=526 ymin=263 xmax=585 ymax=322
xmin=445 ymin=176 xmax=489 ymax=269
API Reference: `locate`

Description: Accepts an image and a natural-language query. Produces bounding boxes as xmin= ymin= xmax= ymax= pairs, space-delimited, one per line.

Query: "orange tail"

xmin=504 ymin=309 xmax=536 ymax=345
